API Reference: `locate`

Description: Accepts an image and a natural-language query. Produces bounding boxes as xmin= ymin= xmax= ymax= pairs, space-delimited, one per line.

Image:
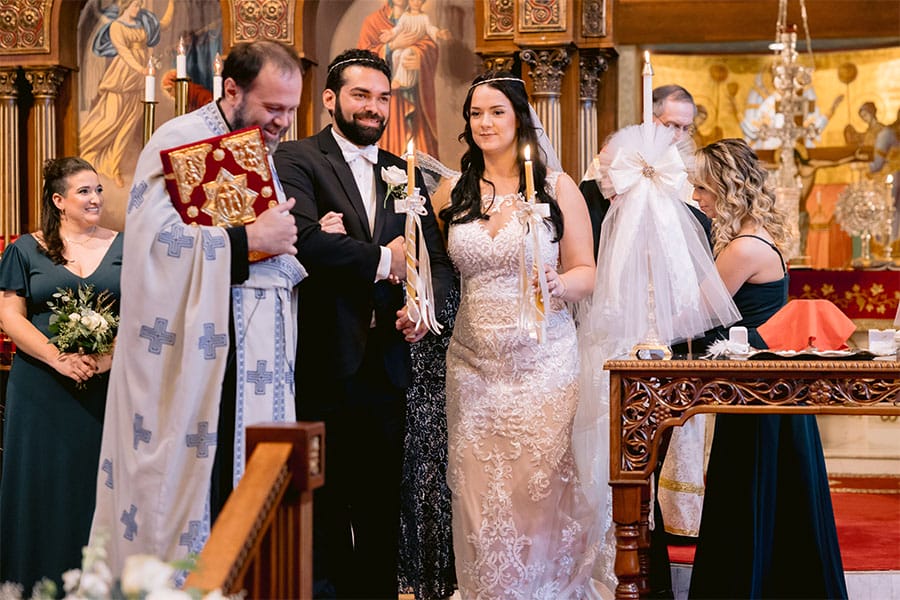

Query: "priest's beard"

xmin=232 ymin=100 xmax=287 ymax=154
xmin=334 ymin=95 xmax=386 ymax=147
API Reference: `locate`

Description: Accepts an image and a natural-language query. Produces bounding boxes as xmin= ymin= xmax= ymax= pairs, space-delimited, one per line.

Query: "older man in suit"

xmin=273 ymin=48 xmax=452 ymax=599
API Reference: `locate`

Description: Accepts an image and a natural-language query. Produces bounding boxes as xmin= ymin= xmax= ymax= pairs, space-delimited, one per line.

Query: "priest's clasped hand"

xmin=246 ymin=197 xmax=298 ymax=256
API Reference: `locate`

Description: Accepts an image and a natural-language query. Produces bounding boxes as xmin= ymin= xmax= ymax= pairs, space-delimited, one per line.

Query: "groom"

xmin=273 ymin=48 xmax=452 ymax=598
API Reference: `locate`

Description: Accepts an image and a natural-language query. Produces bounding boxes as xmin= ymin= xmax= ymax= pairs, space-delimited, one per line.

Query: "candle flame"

xmin=407 ymin=139 xmax=414 ymax=157
xmin=177 ymin=37 xmax=186 ymax=56
xmin=888 ymin=174 xmax=895 ymax=185
xmin=524 ymin=144 xmax=531 ymax=161
xmin=146 ymin=55 xmax=155 ymax=76
xmin=644 ymin=50 xmax=651 ymax=63
xmin=214 ymin=53 xmax=222 ymax=76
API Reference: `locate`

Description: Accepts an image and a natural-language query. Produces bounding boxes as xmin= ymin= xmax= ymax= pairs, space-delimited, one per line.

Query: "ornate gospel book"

xmin=160 ymin=125 xmax=277 ymax=261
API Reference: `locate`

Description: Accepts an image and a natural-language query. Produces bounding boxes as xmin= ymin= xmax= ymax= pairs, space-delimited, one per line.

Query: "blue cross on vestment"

xmin=133 ymin=413 xmax=152 ymax=450
xmin=128 ymin=181 xmax=147 ymax=214
xmin=140 ymin=317 xmax=176 ymax=355
xmin=201 ymin=229 xmax=226 ymax=260
xmin=186 ymin=421 xmax=217 ymax=458
xmin=102 ymin=458 xmax=113 ymax=489
xmin=121 ymin=504 xmax=138 ymax=541
xmin=157 ymin=224 xmax=194 ymax=257
xmin=246 ymin=359 xmax=274 ymax=395
xmin=198 ymin=322 xmax=227 ymax=360
xmin=179 ymin=520 xmax=203 ymax=553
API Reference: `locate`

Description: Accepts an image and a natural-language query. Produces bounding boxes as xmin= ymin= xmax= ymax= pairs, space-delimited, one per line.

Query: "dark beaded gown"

xmin=398 ymin=284 xmax=459 ymax=600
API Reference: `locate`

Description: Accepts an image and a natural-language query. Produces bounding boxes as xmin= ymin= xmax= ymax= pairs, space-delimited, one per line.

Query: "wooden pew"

xmin=185 ymin=422 xmax=325 ymax=599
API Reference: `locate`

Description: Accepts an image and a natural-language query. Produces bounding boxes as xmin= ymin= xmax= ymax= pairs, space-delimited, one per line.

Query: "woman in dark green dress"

xmin=0 ymin=158 xmax=123 ymax=593
xmin=688 ymin=139 xmax=847 ymax=599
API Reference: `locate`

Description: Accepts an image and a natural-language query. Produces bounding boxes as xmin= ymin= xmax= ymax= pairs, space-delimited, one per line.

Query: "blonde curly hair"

xmin=693 ymin=138 xmax=792 ymax=256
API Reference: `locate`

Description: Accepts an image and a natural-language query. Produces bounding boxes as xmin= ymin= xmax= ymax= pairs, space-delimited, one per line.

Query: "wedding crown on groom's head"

xmin=469 ymin=77 xmax=526 ymax=91
xmin=327 ymin=57 xmax=386 ymax=75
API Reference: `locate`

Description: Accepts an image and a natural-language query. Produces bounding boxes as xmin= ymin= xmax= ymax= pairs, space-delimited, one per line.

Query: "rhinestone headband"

xmin=327 ymin=57 xmax=384 ymax=75
xmin=469 ymin=77 xmax=526 ymax=91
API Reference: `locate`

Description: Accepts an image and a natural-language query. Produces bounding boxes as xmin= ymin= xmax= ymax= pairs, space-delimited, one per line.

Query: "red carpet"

xmin=669 ymin=475 xmax=900 ymax=570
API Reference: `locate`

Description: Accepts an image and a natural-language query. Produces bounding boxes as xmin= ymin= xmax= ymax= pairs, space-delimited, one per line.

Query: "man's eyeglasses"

xmin=660 ymin=120 xmax=696 ymax=135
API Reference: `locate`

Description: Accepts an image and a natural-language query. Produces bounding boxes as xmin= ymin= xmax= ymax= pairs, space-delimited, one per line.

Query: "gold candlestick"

xmin=142 ymin=100 xmax=157 ymax=146
xmin=175 ymin=78 xmax=190 ymax=116
xmin=631 ymin=250 xmax=673 ymax=360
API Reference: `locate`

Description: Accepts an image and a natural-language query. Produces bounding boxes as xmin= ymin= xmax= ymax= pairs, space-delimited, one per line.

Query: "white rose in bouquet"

xmin=121 ymin=554 xmax=175 ymax=596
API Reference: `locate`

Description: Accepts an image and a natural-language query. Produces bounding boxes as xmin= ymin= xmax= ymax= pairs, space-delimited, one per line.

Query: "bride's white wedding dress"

xmin=445 ymin=172 xmax=599 ymax=599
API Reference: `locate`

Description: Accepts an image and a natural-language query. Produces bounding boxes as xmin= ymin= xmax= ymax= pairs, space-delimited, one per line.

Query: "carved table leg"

xmin=637 ymin=480 xmax=652 ymax=595
xmin=613 ymin=483 xmax=643 ymax=599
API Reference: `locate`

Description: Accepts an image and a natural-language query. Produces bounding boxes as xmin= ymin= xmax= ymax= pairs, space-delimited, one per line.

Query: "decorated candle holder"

xmin=142 ymin=101 xmax=157 ymax=146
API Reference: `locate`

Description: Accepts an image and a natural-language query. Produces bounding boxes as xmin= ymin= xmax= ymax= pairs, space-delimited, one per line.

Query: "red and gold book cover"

xmin=160 ymin=125 xmax=277 ymax=261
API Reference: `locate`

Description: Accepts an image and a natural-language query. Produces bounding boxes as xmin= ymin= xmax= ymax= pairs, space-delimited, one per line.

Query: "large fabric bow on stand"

xmin=592 ymin=123 xmax=739 ymax=347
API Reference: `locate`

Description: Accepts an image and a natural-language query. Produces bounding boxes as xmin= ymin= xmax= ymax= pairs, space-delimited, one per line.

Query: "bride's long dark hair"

xmin=439 ymin=71 xmax=563 ymax=240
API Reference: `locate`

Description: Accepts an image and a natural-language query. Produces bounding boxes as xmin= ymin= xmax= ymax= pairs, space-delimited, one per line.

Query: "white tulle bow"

xmin=608 ymin=144 xmax=687 ymax=199
xmin=394 ymin=190 xmax=442 ymax=335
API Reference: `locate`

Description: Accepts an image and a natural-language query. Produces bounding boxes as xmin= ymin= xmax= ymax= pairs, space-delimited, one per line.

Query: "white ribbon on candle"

xmin=514 ymin=197 xmax=551 ymax=343
xmin=394 ymin=189 xmax=442 ymax=335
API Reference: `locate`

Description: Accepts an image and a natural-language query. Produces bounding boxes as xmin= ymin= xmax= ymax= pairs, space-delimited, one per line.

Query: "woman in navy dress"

xmin=688 ymin=139 xmax=847 ymax=599
xmin=0 ymin=158 xmax=123 ymax=592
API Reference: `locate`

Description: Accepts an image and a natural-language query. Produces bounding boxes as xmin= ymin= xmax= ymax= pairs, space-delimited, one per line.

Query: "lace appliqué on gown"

xmin=446 ymin=172 xmax=598 ymax=599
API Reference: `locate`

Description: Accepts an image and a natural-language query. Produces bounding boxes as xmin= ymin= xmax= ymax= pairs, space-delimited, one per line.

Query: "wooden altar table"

xmin=605 ymin=358 xmax=900 ymax=600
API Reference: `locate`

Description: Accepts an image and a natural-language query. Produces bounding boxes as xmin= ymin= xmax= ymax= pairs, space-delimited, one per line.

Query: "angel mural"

xmin=79 ymin=0 xmax=175 ymax=188
xmin=358 ymin=0 xmax=449 ymax=158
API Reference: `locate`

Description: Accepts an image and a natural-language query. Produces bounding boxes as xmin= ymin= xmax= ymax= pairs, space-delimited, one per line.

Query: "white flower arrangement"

xmin=47 ymin=284 xmax=118 ymax=356
xmin=381 ymin=165 xmax=408 ymax=208
xmin=0 ymin=532 xmax=233 ymax=600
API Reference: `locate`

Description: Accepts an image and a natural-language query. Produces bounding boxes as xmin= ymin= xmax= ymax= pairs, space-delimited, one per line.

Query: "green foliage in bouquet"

xmin=47 ymin=284 xmax=119 ymax=355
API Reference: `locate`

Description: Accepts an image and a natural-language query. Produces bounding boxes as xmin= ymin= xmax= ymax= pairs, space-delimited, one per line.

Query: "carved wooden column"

xmin=25 ymin=66 xmax=66 ymax=226
xmin=0 ymin=69 xmax=20 ymax=245
xmin=520 ymin=47 xmax=571 ymax=157
xmin=578 ymin=52 xmax=610 ymax=178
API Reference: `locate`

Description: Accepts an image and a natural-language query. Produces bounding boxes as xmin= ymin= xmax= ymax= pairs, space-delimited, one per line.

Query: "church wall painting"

xmin=319 ymin=0 xmax=480 ymax=170
xmin=652 ymin=46 xmax=900 ymax=185
xmin=652 ymin=46 xmax=900 ymax=268
xmin=77 ymin=0 xmax=223 ymax=230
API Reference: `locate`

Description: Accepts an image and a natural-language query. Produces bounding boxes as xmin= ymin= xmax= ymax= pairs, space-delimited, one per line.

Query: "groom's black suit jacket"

xmin=274 ymin=126 xmax=452 ymax=403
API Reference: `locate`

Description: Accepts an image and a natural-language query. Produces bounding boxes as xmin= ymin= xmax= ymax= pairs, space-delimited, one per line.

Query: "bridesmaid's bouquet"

xmin=47 ymin=283 xmax=118 ymax=355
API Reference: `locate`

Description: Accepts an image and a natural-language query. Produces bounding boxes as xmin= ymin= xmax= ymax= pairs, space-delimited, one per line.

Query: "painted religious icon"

xmin=78 ymin=0 xmax=223 ymax=229
xmin=358 ymin=0 xmax=453 ymax=159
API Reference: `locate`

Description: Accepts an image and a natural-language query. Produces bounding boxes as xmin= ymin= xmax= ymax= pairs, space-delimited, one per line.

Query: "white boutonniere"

xmin=381 ymin=165 xmax=408 ymax=208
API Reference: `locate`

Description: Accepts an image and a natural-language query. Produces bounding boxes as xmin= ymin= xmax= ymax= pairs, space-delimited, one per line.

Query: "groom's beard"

xmin=334 ymin=95 xmax=387 ymax=147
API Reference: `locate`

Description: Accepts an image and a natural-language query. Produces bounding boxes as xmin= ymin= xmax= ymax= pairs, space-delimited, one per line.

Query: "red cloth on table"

xmin=757 ymin=299 xmax=856 ymax=351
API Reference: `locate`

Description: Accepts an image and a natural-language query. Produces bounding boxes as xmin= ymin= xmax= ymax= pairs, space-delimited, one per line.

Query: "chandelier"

xmin=755 ymin=0 xmax=821 ymax=261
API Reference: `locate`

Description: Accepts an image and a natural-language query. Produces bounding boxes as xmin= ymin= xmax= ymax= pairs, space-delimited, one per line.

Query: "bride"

xmin=436 ymin=72 xmax=601 ymax=598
